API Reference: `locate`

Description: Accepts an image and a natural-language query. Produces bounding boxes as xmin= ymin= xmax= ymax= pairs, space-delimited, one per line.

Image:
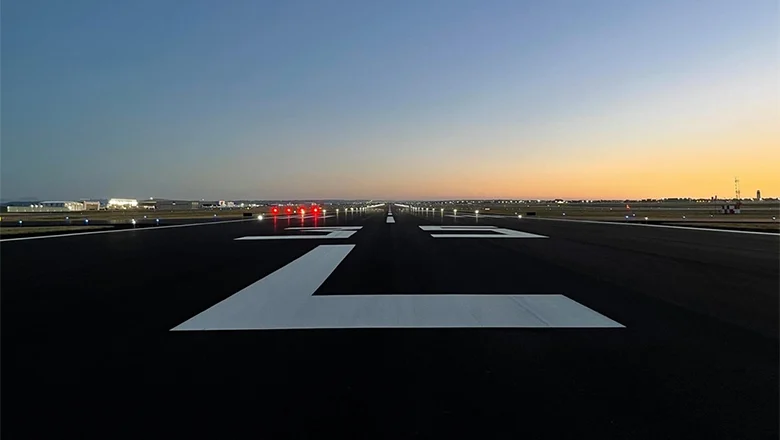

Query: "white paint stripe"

xmin=173 ymin=246 xmax=621 ymax=331
xmin=430 ymin=233 xmax=546 ymax=238
xmin=172 ymin=245 xmax=355 ymax=330
xmin=175 ymin=293 xmax=622 ymax=330
xmin=420 ymin=225 xmax=497 ymax=230
xmin=420 ymin=225 xmax=547 ymax=238
xmin=286 ymin=226 xmax=362 ymax=230
xmin=0 ymin=218 xmax=256 ymax=242
xmin=386 ymin=217 xmax=396 ymax=223
xmin=236 ymin=226 xmax=362 ymax=241
xmin=235 ymin=231 xmax=357 ymax=240
xmin=235 ymin=235 xmax=350 ymax=240
xmin=531 ymin=218 xmax=779 ymax=236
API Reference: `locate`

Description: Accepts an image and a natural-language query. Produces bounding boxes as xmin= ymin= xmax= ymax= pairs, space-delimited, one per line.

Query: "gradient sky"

xmin=2 ymin=0 xmax=777 ymax=200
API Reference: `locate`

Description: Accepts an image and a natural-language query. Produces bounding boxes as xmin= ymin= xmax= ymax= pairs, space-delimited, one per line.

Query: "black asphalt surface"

xmin=2 ymin=208 xmax=778 ymax=439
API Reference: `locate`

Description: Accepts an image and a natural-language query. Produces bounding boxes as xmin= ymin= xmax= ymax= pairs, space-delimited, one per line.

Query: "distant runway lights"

xmin=453 ymin=209 xmax=457 ymax=214
xmin=131 ymin=219 xmax=137 ymax=226
xmin=336 ymin=209 xmax=339 ymax=213
xmin=213 ymin=214 xmax=217 ymax=218
xmin=475 ymin=210 xmax=479 ymax=215
xmin=625 ymin=215 xmax=629 ymax=219
xmin=518 ymin=215 xmax=523 ymax=219
xmin=257 ymin=215 xmax=263 ymax=221
xmin=644 ymin=217 xmax=649 ymax=221
xmin=323 ymin=209 xmax=327 ymax=215
xmin=18 ymin=220 xmax=23 ymax=225
xmin=682 ymin=215 xmax=686 ymax=219
xmin=562 ymin=213 xmax=566 ymax=216
xmin=773 ymin=216 xmax=777 ymax=220
xmin=156 ymin=218 xmax=160 ymax=224
xmin=85 ymin=219 xmax=89 ymax=224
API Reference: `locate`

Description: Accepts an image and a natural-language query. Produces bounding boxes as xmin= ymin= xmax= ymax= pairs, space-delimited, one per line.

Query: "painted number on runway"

xmin=172 ymin=245 xmax=621 ymax=331
xmin=419 ymin=225 xmax=548 ymax=239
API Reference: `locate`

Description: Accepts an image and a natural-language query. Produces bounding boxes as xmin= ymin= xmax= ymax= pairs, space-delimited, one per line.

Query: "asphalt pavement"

xmin=2 ymin=207 xmax=778 ymax=439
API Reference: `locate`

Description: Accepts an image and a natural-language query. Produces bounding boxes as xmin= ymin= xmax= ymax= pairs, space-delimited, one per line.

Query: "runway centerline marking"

xmin=419 ymin=225 xmax=548 ymax=239
xmin=172 ymin=245 xmax=621 ymax=330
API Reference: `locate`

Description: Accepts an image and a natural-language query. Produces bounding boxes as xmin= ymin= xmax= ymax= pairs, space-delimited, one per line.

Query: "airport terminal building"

xmin=3 ymin=201 xmax=88 ymax=212
xmin=137 ymin=199 xmax=203 ymax=210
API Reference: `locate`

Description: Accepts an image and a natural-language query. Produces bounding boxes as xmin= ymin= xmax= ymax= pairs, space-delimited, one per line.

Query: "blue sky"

xmin=2 ymin=0 xmax=777 ymax=200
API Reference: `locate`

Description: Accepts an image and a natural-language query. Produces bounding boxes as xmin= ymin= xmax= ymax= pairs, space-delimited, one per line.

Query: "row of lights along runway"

xmin=401 ymin=205 xmax=524 ymax=223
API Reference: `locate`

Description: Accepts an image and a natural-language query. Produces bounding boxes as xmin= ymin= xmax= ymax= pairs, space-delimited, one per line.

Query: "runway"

xmin=2 ymin=207 xmax=778 ymax=439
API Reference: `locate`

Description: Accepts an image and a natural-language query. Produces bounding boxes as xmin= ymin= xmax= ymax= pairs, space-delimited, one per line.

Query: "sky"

xmin=1 ymin=0 xmax=778 ymax=201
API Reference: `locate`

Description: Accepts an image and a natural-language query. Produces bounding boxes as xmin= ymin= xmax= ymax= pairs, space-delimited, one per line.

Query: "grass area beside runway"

xmin=0 ymin=225 xmax=114 ymax=236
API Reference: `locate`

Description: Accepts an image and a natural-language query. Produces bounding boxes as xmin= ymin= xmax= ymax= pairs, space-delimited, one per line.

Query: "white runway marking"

xmin=0 ymin=218 xmax=257 ymax=242
xmin=235 ymin=226 xmax=362 ymax=241
xmin=386 ymin=217 xmax=396 ymax=223
xmin=286 ymin=226 xmax=362 ymax=230
xmin=172 ymin=245 xmax=622 ymax=330
xmin=531 ymin=218 xmax=779 ymax=236
xmin=419 ymin=225 xmax=547 ymax=239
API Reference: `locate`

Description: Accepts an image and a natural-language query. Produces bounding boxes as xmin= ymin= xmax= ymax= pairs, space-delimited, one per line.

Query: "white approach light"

xmin=475 ymin=210 xmax=479 ymax=214
xmin=131 ymin=219 xmax=136 ymax=225
xmin=518 ymin=215 xmax=522 ymax=219
xmin=644 ymin=217 xmax=649 ymax=220
xmin=257 ymin=215 xmax=263 ymax=220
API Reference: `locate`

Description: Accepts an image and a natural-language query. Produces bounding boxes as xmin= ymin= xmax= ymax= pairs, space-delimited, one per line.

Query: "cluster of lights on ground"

xmin=13 ymin=204 xmax=777 ymax=227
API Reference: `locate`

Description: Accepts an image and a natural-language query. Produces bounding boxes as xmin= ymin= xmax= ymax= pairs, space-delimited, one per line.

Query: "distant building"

xmin=137 ymin=199 xmax=200 ymax=210
xmin=82 ymin=201 xmax=100 ymax=210
xmin=107 ymin=198 xmax=138 ymax=208
xmin=756 ymin=190 xmax=761 ymax=201
xmin=6 ymin=201 xmax=84 ymax=212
